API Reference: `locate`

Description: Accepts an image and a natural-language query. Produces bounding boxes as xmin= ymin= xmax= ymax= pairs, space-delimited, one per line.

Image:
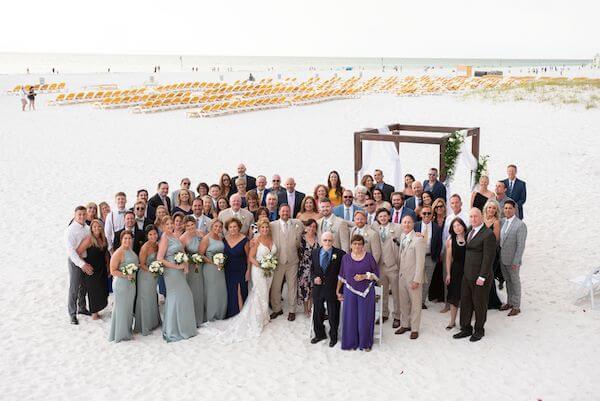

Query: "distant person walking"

xmin=27 ymin=87 xmax=36 ymax=111
xmin=20 ymin=86 xmax=28 ymax=111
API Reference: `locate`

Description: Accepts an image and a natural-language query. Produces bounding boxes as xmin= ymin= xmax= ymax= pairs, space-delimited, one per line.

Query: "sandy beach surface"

xmin=1 ymin=69 xmax=599 ymax=401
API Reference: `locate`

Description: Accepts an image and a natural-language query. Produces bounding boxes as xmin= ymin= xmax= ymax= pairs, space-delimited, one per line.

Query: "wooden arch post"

xmin=354 ymin=124 xmax=480 ymax=185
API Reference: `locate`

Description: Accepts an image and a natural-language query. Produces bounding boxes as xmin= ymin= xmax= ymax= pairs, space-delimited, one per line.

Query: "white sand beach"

xmin=1 ymin=67 xmax=600 ymax=401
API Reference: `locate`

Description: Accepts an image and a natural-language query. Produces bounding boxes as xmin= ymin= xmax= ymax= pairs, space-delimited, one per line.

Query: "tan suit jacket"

xmin=349 ymin=225 xmax=382 ymax=264
xmin=398 ymin=230 xmax=426 ymax=284
xmin=218 ymin=208 xmax=255 ymax=235
xmin=317 ymin=215 xmax=350 ymax=253
xmin=372 ymin=222 xmax=402 ymax=269
xmin=269 ymin=219 xmax=303 ymax=265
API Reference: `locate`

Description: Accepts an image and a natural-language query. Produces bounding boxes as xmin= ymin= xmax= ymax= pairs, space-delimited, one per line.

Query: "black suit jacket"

xmin=463 ymin=225 xmax=497 ymax=282
xmin=148 ymin=193 xmax=171 ymax=214
xmin=113 ymin=226 xmax=146 ymax=255
xmin=377 ymin=182 xmax=395 ymax=202
xmin=231 ymin=175 xmax=257 ymax=192
xmin=415 ymin=220 xmax=443 ymax=262
xmin=277 ymin=190 xmax=305 ymax=218
xmin=423 ymin=179 xmax=447 ymax=202
xmin=310 ymin=246 xmax=345 ymax=302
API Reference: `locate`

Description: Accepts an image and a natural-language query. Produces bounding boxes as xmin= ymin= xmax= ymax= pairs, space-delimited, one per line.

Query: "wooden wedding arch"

xmin=353 ymin=123 xmax=480 ymax=184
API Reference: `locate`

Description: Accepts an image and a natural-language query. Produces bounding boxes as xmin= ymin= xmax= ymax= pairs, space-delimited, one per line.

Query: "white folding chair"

xmin=570 ymin=267 xmax=600 ymax=309
xmin=374 ymin=286 xmax=383 ymax=345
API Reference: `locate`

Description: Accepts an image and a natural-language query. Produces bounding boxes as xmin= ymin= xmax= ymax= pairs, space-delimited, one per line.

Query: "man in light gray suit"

xmin=269 ymin=204 xmax=304 ymax=321
xmin=317 ymin=198 xmax=350 ymax=253
xmin=218 ymin=193 xmax=254 ymax=235
xmin=499 ymin=200 xmax=527 ymax=316
xmin=350 ymin=210 xmax=382 ymax=264
xmin=372 ymin=208 xmax=402 ymax=328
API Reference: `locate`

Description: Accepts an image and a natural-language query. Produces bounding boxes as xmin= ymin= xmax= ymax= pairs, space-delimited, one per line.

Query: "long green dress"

xmin=203 ymin=237 xmax=227 ymax=321
xmin=162 ymin=236 xmax=197 ymax=342
xmin=109 ymin=249 xmax=138 ymax=343
xmin=134 ymin=251 xmax=161 ymax=335
xmin=186 ymin=235 xmax=205 ymax=327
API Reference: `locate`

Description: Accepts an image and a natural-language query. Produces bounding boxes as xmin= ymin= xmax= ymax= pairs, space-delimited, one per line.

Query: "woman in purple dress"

xmin=337 ymin=234 xmax=380 ymax=351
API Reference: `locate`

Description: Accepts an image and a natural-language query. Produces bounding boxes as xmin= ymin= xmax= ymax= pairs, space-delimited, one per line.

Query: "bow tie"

xmin=136 ymin=218 xmax=144 ymax=222
xmin=118 ymin=210 xmax=126 ymax=215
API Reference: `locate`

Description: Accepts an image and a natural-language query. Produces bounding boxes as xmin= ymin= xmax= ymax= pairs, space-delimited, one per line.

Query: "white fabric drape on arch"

xmin=358 ymin=126 xmax=403 ymax=190
xmin=445 ymin=130 xmax=478 ymax=203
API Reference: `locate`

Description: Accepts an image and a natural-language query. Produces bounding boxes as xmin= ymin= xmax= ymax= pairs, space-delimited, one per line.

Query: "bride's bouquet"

xmin=259 ymin=253 xmax=278 ymax=277
xmin=120 ymin=263 xmax=139 ymax=284
xmin=148 ymin=260 xmax=164 ymax=277
xmin=174 ymin=252 xmax=189 ymax=265
xmin=212 ymin=253 xmax=226 ymax=271
xmin=190 ymin=253 xmax=203 ymax=273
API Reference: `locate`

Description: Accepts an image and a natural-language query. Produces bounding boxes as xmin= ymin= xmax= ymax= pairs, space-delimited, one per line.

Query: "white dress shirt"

xmin=501 ymin=215 xmax=515 ymax=245
xmin=286 ymin=191 xmax=296 ymax=210
xmin=105 ymin=208 xmax=126 ymax=252
xmin=66 ymin=221 xmax=90 ymax=267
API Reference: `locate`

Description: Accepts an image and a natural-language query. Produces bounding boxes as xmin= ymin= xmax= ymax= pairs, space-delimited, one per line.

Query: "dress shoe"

xmin=410 ymin=332 xmax=419 ymax=340
xmin=392 ymin=319 xmax=401 ymax=329
xmin=469 ymin=333 xmax=484 ymax=342
xmin=329 ymin=338 xmax=337 ymax=348
xmin=78 ymin=309 xmax=91 ymax=316
xmin=499 ymin=304 xmax=512 ymax=311
xmin=311 ymin=336 xmax=327 ymax=344
xmin=364 ymin=347 xmax=372 ymax=352
xmin=508 ymin=308 xmax=521 ymax=316
xmin=394 ymin=327 xmax=411 ymax=335
xmin=70 ymin=316 xmax=79 ymax=325
xmin=421 ymin=303 xmax=428 ymax=310
xmin=453 ymin=330 xmax=472 ymax=339
xmin=376 ymin=316 xmax=389 ymax=325
xmin=270 ymin=310 xmax=283 ymax=320
xmin=287 ymin=313 xmax=296 ymax=321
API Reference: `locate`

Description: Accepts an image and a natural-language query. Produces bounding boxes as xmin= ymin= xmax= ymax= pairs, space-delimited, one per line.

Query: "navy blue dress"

xmin=224 ymin=237 xmax=249 ymax=318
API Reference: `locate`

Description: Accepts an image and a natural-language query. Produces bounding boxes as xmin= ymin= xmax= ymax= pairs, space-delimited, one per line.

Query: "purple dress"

xmin=338 ymin=252 xmax=379 ymax=350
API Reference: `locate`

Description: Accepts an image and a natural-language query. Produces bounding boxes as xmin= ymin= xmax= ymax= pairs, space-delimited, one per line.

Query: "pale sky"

xmin=2 ymin=0 xmax=598 ymax=58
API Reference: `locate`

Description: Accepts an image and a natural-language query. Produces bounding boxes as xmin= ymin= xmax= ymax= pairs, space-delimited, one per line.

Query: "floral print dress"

xmin=297 ymin=235 xmax=319 ymax=304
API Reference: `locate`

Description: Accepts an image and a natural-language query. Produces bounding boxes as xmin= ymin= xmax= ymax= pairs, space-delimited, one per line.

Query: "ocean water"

xmin=0 ymin=52 xmax=590 ymax=74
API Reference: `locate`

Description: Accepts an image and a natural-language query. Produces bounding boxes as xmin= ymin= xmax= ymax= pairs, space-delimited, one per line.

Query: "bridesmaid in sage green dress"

xmin=181 ymin=216 xmax=205 ymax=327
xmin=108 ymin=231 xmax=138 ymax=343
xmin=158 ymin=216 xmax=197 ymax=342
xmin=199 ymin=220 xmax=227 ymax=321
xmin=134 ymin=225 xmax=161 ymax=335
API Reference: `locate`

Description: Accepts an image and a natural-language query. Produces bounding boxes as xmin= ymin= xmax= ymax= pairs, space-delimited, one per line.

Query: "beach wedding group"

xmin=66 ymin=163 xmax=527 ymax=350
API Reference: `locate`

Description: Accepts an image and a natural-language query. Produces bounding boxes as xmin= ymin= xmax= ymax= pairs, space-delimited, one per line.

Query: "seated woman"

xmin=337 ymin=234 xmax=379 ymax=351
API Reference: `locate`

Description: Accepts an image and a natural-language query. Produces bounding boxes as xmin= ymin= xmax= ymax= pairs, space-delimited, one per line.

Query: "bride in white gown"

xmin=202 ymin=218 xmax=277 ymax=343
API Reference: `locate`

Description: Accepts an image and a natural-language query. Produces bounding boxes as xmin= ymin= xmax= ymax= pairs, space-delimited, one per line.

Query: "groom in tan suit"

xmin=395 ymin=215 xmax=426 ymax=339
xmin=269 ymin=204 xmax=303 ymax=321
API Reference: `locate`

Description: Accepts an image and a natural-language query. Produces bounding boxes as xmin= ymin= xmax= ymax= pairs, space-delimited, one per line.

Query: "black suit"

xmin=231 ymin=175 xmax=257 ymax=192
xmin=311 ymin=246 xmax=345 ymax=340
xmin=148 ymin=193 xmax=171 ymax=215
xmin=277 ymin=191 xmax=305 ymax=218
xmin=376 ymin=182 xmax=395 ymax=202
xmin=415 ymin=220 xmax=443 ymax=263
xmin=459 ymin=225 xmax=497 ymax=336
xmin=113 ymin=226 xmax=146 ymax=255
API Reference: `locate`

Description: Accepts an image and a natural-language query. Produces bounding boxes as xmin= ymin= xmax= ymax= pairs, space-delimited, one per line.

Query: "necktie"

xmin=501 ymin=221 xmax=510 ymax=245
xmin=401 ymin=236 xmax=409 ymax=251
xmin=468 ymin=228 xmax=476 ymax=243
xmin=258 ymin=190 xmax=263 ymax=203
xmin=282 ymin=221 xmax=287 ymax=234
xmin=380 ymin=226 xmax=387 ymax=242
xmin=393 ymin=210 xmax=399 ymax=224
xmin=323 ymin=220 xmax=329 ymax=232
xmin=270 ymin=212 xmax=276 ymax=221
xmin=422 ymin=224 xmax=428 ymax=242
xmin=344 ymin=207 xmax=350 ymax=221
xmin=320 ymin=251 xmax=330 ymax=273
xmin=509 ymin=181 xmax=514 ymax=194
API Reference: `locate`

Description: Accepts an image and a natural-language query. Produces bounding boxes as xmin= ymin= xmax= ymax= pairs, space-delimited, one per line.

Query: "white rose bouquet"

xmin=259 ymin=253 xmax=278 ymax=277
xmin=212 ymin=253 xmax=226 ymax=271
xmin=190 ymin=253 xmax=203 ymax=273
xmin=148 ymin=260 xmax=164 ymax=277
xmin=120 ymin=263 xmax=139 ymax=283
xmin=174 ymin=252 xmax=189 ymax=265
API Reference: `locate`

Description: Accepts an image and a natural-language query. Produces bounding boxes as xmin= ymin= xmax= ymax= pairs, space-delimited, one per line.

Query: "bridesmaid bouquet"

xmin=174 ymin=252 xmax=189 ymax=265
xmin=148 ymin=260 xmax=164 ymax=277
xmin=120 ymin=263 xmax=139 ymax=284
xmin=190 ymin=253 xmax=203 ymax=273
xmin=213 ymin=253 xmax=226 ymax=271
xmin=259 ymin=253 xmax=278 ymax=277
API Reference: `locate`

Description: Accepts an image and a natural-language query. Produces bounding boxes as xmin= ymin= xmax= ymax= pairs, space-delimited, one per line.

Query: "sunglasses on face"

xmin=435 ymin=205 xmax=444 ymax=208
xmin=135 ymin=207 xmax=145 ymax=211
xmin=422 ymin=212 xmax=432 ymax=215
xmin=343 ymin=196 xmax=353 ymax=199
xmin=273 ymin=180 xmax=280 ymax=182
xmin=365 ymin=203 xmax=374 ymax=206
